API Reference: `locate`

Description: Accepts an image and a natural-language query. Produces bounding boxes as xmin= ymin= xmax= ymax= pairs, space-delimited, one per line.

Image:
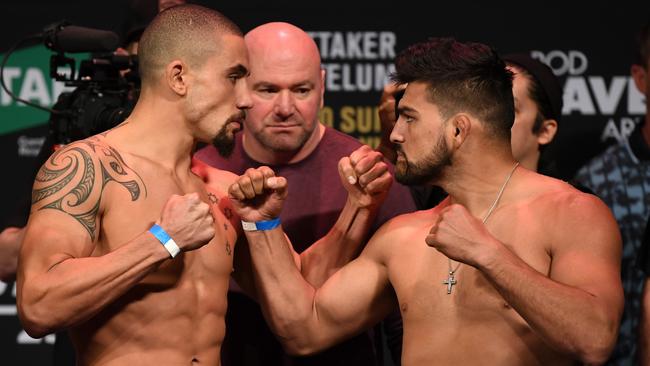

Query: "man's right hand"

xmin=157 ymin=193 xmax=215 ymax=252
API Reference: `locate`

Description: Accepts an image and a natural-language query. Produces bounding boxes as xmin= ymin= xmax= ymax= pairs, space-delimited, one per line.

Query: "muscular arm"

xmin=298 ymin=194 xmax=379 ymax=287
xmin=298 ymin=146 xmax=392 ymax=286
xmin=245 ymin=225 xmax=398 ymax=355
xmin=228 ymin=166 xmax=398 ymax=354
xmin=19 ymin=223 xmax=170 ymax=338
xmin=475 ymin=194 xmax=622 ymax=364
xmin=18 ymin=140 xmax=214 ymax=338
xmin=17 ymin=141 xmax=169 ymax=337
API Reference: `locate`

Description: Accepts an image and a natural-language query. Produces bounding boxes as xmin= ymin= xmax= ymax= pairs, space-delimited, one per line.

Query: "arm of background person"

xmin=0 ymin=227 xmax=24 ymax=282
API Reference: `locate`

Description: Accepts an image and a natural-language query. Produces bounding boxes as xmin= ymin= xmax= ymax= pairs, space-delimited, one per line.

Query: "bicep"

xmin=310 ymin=248 xmax=397 ymax=347
xmin=549 ymin=197 xmax=623 ymax=306
xmin=21 ymin=142 xmax=104 ymax=278
xmin=20 ymin=211 xmax=96 ymax=280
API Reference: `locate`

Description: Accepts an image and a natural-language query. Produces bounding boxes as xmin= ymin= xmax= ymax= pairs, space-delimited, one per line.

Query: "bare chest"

xmin=388 ymin=219 xmax=551 ymax=327
xmin=96 ymin=166 xmax=239 ymax=290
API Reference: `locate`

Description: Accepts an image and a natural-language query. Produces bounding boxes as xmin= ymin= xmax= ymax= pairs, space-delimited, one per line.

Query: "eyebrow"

xmin=252 ymin=80 xmax=315 ymax=89
xmin=227 ymin=64 xmax=249 ymax=77
xmin=397 ymin=105 xmax=418 ymax=115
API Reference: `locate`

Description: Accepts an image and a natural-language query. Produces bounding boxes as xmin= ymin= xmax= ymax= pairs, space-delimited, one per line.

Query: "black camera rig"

xmin=1 ymin=21 xmax=140 ymax=145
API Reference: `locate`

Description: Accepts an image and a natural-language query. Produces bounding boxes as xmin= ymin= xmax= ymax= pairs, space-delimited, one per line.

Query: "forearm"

xmin=18 ymin=232 xmax=169 ymax=337
xmin=478 ymin=246 xmax=619 ymax=364
xmin=300 ymin=196 xmax=378 ymax=287
xmin=0 ymin=227 xmax=22 ymax=282
xmin=246 ymin=227 xmax=324 ymax=352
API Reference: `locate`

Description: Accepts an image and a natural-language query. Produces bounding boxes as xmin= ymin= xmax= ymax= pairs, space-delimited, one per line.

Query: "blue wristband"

xmin=241 ymin=217 xmax=281 ymax=231
xmin=149 ymin=224 xmax=181 ymax=258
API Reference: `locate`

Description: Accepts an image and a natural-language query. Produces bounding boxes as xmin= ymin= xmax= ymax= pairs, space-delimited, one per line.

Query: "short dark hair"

xmin=392 ymin=37 xmax=514 ymax=141
xmin=138 ymin=4 xmax=242 ymax=83
xmin=503 ymin=53 xmax=563 ymax=132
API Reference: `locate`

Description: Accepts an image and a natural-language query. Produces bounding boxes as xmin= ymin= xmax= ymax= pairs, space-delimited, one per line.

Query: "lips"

xmin=227 ymin=112 xmax=246 ymax=131
xmin=227 ymin=121 xmax=242 ymax=134
xmin=266 ymin=123 xmax=300 ymax=129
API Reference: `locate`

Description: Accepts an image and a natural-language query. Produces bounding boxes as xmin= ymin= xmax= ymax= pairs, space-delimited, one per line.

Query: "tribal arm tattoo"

xmin=31 ymin=137 xmax=146 ymax=241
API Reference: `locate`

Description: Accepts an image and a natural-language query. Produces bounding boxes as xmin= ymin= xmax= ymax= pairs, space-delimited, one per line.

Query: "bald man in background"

xmin=195 ymin=22 xmax=416 ymax=365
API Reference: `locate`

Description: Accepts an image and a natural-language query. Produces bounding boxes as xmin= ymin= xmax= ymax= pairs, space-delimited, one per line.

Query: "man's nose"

xmin=236 ymin=81 xmax=253 ymax=110
xmin=390 ymin=117 xmax=405 ymax=144
xmin=274 ymin=90 xmax=295 ymax=117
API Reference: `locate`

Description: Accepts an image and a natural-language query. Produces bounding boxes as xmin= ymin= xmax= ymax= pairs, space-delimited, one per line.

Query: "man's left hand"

xmin=339 ymin=145 xmax=392 ymax=209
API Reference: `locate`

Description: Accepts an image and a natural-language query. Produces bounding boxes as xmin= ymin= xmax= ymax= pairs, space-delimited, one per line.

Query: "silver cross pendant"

xmin=443 ymin=271 xmax=457 ymax=294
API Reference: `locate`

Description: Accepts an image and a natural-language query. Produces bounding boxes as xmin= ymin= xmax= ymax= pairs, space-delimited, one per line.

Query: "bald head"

xmin=138 ymin=4 xmax=242 ymax=84
xmin=245 ymin=22 xmax=321 ymax=74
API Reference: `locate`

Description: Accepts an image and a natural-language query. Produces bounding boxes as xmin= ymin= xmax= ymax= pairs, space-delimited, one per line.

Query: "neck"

xmin=440 ymin=153 xmax=519 ymax=219
xmin=242 ymin=123 xmax=325 ymax=165
xmin=106 ymin=97 xmax=195 ymax=172
xmin=518 ymin=151 xmax=539 ymax=173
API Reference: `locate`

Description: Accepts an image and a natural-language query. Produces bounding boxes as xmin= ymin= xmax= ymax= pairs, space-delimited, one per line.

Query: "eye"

xmin=398 ymin=112 xmax=414 ymax=123
xmin=258 ymin=87 xmax=278 ymax=94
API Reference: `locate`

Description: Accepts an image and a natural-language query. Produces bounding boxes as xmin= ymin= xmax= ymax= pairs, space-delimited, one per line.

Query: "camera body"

xmin=48 ymin=52 xmax=140 ymax=145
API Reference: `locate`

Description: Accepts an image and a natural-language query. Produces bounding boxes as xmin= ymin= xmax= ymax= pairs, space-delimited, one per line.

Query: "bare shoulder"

xmin=517 ymin=171 xmax=619 ymax=241
xmin=529 ymin=174 xmax=612 ymax=219
xmin=31 ymin=135 xmax=145 ymax=241
xmin=363 ymin=200 xmax=447 ymax=261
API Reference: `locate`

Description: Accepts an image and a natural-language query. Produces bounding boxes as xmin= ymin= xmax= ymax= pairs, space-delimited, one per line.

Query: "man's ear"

xmin=450 ymin=113 xmax=471 ymax=148
xmin=319 ymin=68 xmax=326 ymax=109
xmin=536 ymin=119 xmax=558 ymax=147
xmin=631 ymin=64 xmax=647 ymax=95
xmin=166 ymin=60 xmax=188 ymax=96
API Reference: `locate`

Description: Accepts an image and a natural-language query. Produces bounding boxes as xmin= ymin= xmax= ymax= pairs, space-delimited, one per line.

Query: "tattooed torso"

xmin=29 ymin=134 xmax=241 ymax=365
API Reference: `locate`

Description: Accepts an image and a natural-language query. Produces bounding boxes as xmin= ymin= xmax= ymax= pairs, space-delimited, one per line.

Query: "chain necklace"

xmin=443 ymin=162 xmax=520 ymax=294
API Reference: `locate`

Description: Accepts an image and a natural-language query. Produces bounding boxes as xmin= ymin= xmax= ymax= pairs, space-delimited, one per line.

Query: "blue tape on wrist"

xmin=150 ymin=224 xmax=171 ymax=243
xmin=149 ymin=224 xmax=180 ymax=258
xmin=241 ymin=217 xmax=281 ymax=231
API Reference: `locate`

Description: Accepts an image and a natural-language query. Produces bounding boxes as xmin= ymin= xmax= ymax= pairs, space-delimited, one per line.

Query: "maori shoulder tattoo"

xmin=31 ymin=136 xmax=147 ymax=241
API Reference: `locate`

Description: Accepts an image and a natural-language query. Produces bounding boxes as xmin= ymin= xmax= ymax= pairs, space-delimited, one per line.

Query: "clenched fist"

xmin=339 ymin=145 xmax=392 ymax=209
xmin=157 ymin=192 xmax=215 ymax=252
xmin=425 ymin=204 xmax=500 ymax=268
xmin=228 ymin=166 xmax=288 ymax=223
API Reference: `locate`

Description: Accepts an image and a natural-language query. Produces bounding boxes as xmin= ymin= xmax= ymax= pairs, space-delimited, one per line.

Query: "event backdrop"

xmin=1 ymin=0 xmax=648 ymax=364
